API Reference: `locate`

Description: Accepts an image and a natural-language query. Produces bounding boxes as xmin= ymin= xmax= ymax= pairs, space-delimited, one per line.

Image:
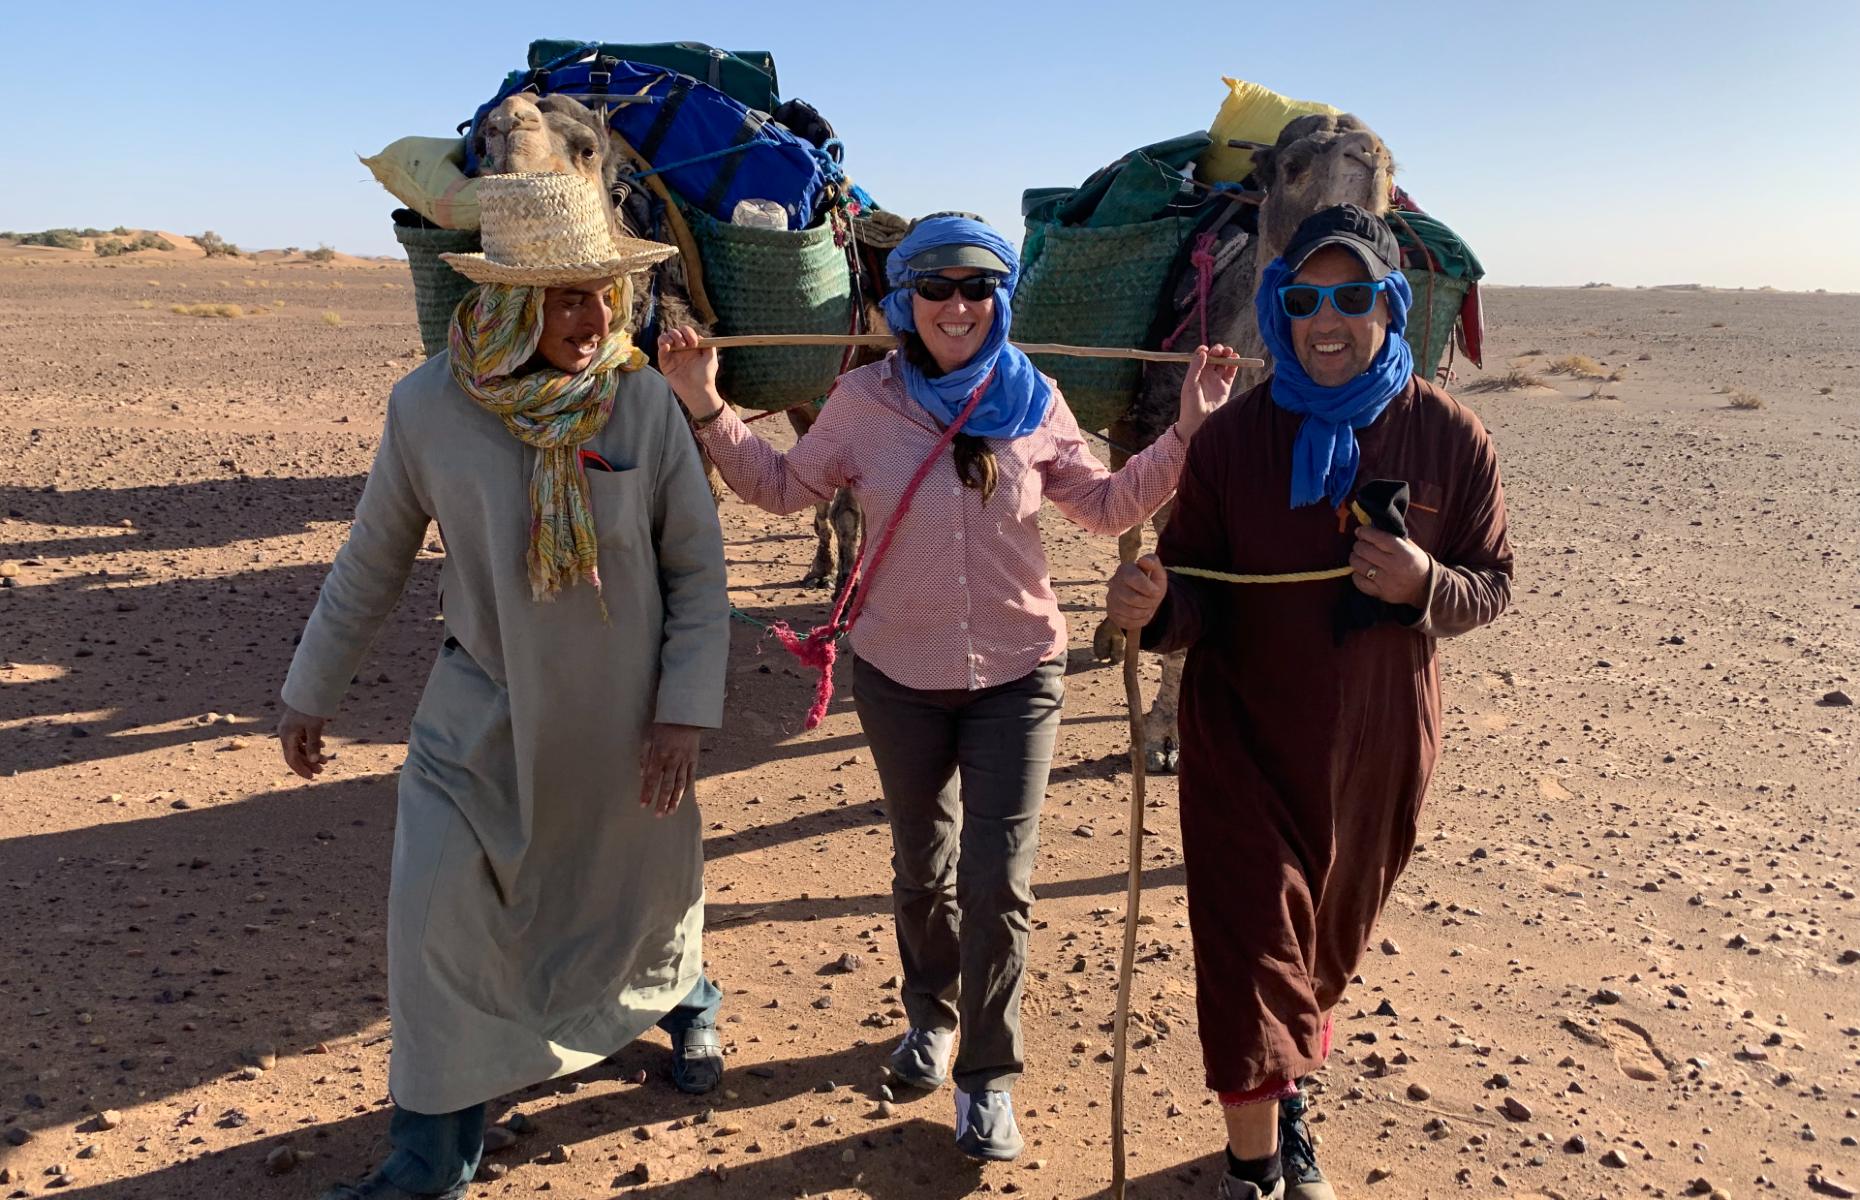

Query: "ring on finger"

xmin=1366 ymin=567 xmax=1379 ymax=581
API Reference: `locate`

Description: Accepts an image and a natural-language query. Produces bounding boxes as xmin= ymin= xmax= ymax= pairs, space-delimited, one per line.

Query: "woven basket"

xmin=680 ymin=202 xmax=853 ymax=411
xmin=1010 ymin=214 xmax=1199 ymax=432
xmin=1400 ymin=268 xmax=1469 ymax=381
xmin=394 ymin=220 xmax=481 ymax=358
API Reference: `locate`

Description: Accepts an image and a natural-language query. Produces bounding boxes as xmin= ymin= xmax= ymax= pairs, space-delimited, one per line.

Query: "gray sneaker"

xmin=886 ymin=1026 xmax=954 ymax=1090
xmin=1216 ymin=1173 xmax=1286 ymax=1200
xmin=954 ymin=1088 xmax=1023 ymax=1161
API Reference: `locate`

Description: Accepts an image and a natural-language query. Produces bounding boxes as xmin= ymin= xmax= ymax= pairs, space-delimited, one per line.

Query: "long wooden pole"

xmin=1111 ymin=636 xmax=1150 ymax=1200
xmin=692 ymin=333 xmax=1261 ymax=369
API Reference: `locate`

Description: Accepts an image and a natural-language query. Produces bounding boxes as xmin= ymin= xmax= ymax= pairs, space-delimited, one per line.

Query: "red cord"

xmin=768 ymin=372 xmax=993 ymax=729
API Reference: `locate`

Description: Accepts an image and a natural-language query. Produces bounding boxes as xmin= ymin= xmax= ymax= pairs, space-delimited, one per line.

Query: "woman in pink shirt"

xmin=658 ymin=214 xmax=1234 ymax=1161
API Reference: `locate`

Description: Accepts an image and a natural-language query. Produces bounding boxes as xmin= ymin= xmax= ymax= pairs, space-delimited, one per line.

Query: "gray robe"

xmin=281 ymin=354 xmax=728 ymax=1114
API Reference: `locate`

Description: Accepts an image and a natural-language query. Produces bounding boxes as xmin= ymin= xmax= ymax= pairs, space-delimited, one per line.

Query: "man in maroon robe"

xmin=1107 ymin=205 xmax=1512 ymax=1200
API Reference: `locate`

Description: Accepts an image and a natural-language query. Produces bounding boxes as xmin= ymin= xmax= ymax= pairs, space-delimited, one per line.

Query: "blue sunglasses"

xmin=1277 ymin=279 xmax=1388 ymax=319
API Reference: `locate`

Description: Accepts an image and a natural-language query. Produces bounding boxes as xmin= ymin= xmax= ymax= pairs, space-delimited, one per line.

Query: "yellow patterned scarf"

xmin=447 ymin=281 xmax=646 ymax=603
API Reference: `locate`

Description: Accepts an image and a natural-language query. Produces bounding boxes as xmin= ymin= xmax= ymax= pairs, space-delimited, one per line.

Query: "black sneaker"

xmin=1278 ymin=1086 xmax=1335 ymax=1200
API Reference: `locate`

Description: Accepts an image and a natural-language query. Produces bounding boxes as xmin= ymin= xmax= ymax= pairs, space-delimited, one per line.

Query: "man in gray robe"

xmin=276 ymin=173 xmax=730 ymax=1200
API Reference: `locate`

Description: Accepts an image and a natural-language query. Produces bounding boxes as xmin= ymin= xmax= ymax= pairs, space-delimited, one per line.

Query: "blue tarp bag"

xmin=464 ymin=49 xmax=826 ymax=230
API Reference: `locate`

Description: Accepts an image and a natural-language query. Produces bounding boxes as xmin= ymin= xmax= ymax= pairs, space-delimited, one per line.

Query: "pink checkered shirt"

xmin=697 ymin=355 xmax=1187 ymax=691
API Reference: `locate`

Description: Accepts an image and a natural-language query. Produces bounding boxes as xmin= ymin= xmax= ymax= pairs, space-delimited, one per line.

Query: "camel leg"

xmin=1140 ymin=500 xmax=1182 ymax=775
xmin=693 ymin=428 xmax=725 ymax=506
xmin=786 ymin=407 xmax=836 ymax=589
xmin=1145 ymin=649 xmax=1186 ymax=775
xmin=829 ymin=486 xmax=863 ymax=597
xmin=803 ymin=501 xmax=835 ymax=589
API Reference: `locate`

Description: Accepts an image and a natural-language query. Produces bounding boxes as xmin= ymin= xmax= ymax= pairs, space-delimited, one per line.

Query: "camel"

xmin=1097 ymin=112 xmax=1395 ymax=773
xmin=471 ymin=92 xmax=864 ymax=591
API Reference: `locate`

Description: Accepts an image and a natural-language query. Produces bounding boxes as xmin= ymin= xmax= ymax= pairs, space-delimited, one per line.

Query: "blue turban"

xmin=1255 ymin=257 xmax=1416 ymax=509
xmin=879 ymin=216 xmax=1053 ymax=440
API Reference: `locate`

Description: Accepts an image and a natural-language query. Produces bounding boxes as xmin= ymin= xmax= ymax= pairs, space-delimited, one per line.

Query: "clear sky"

xmin=7 ymin=1 xmax=1858 ymax=291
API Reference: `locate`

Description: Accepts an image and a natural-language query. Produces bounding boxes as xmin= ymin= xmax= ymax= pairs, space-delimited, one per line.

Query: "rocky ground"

xmin=0 ymin=251 xmax=1855 ymax=1200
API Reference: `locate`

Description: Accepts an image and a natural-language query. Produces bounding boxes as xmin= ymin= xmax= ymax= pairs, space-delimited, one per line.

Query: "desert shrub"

xmin=195 ymin=231 xmax=240 ymax=258
xmin=1549 ymin=354 xmax=1606 ymax=379
xmin=1465 ymin=368 xmax=1547 ymax=393
xmin=305 ymin=244 xmax=337 ymax=263
xmin=171 ymin=302 xmax=246 ymax=318
xmin=96 ymin=231 xmax=174 ymax=257
xmin=1727 ymin=389 xmax=1764 ymax=410
xmin=17 ymin=228 xmax=85 ymax=250
xmin=321 ymin=310 xmax=343 ymax=326
xmin=110 ymin=225 xmax=130 ymax=236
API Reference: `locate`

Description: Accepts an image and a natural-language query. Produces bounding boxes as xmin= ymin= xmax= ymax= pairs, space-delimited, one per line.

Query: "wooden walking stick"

xmin=1111 ymin=633 xmax=1149 ymax=1200
xmin=692 ymin=333 xmax=1261 ymax=370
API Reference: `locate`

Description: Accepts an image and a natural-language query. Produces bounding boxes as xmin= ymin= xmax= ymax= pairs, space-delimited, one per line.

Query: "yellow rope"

xmin=1168 ymin=564 xmax=1354 ymax=585
xmin=1164 ymin=501 xmax=1371 ymax=585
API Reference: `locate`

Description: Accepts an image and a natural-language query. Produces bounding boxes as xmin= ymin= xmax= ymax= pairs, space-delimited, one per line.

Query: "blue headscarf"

xmin=1255 ymin=256 xmax=1416 ymax=509
xmin=880 ymin=216 xmax=1053 ymax=440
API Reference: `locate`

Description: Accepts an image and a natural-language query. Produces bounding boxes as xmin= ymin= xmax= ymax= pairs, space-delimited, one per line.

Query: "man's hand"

xmin=640 ymin=723 xmax=702 ymax=818
xmin=277 ymin=703 xmax=330 ymax=780
xmin=655 ymin=326 xmax=725 ymax=421
xmin=1106 ymin=554 xmax=1169 ymax=632
xmin=1350 ymin=526 xmax=1432 ymax=607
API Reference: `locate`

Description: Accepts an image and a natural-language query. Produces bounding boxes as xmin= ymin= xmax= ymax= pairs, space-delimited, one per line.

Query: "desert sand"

xmin=0 ymin=248 xmax=1856 ymax=1199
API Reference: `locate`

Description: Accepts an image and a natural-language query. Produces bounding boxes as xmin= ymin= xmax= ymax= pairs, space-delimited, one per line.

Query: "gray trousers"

xmin=852 ymin=654 xmax=1065 ymax=1094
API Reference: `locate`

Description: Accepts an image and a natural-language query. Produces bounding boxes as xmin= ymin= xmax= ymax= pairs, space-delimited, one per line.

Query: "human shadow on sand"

xmin=0 ymin=474 xmax=370 ymax=562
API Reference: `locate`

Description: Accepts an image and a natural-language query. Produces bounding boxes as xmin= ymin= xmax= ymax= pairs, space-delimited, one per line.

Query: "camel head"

xmin=1252 ymin=113 xmax=1393 ymax=264
xmin=475 ymin=93 xmax=616 ymax=194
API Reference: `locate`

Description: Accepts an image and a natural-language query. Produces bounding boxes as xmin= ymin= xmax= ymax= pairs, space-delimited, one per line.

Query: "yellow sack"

xmin=360 ymin=137 xmax=483 ymax=231
xmin=1199 ymin=77 xmax=1340 ymax=184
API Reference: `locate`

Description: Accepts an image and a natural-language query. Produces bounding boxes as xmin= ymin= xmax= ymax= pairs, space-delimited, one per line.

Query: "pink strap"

xmin=769 ymin=374 xmax=993 ymax=729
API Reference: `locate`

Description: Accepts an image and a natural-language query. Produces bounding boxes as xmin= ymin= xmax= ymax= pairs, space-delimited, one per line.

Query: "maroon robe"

xmin=1144 ymin=375 xmax=1512 ymax=1093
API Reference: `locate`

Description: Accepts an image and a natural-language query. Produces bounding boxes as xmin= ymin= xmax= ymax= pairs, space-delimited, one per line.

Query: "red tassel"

xmin=767 ymin=373 xmax=993 ymax=728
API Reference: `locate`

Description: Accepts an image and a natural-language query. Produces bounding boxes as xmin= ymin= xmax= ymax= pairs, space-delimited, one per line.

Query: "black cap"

xmin=1282 ymin=204 xmax=1401 ymax=281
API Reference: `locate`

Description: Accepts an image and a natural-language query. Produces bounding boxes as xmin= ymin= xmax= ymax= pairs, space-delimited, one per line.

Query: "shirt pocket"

xmin=585 ymin=466 xmax=652 ymax=558
xmin=1405 ymin=480 xmax=1445 ymax=554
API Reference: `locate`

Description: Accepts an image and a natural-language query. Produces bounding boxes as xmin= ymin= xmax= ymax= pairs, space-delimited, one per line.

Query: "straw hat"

xmin=441 ymin=173 xmax=679 ymax=286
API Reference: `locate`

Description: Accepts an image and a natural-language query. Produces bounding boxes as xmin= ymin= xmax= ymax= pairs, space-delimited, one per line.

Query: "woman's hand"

xmin=1176 ymin=343 xmax=1239 ymax=441
xmin=277 ymin=703 xmax=330 ymax=780
xmin=640 ymin=722 xmax=702 ymax=818
xmin=655 ymin=326 xmax=725 ymax=421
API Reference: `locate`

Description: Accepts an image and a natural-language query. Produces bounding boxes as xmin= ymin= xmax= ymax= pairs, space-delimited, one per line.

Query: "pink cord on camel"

xmin=768 ymin=375 xmax=992 ymax=729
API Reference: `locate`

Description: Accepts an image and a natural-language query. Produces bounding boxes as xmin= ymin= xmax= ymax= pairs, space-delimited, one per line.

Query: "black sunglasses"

xmin=911 ymin=273 xmax=1001 ymax=303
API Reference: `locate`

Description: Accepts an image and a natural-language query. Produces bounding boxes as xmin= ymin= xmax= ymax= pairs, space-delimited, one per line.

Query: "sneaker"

xmin=1216 ymin=1173 xmax=1286 ymax=1200
xmin=319 ymin=1173 xmax=467 ymax=1200
xmin=670 ymin=1024 xmax=724 ymax=1095
xmin=886 ymin=1026 xmax=954 ymax=1090
xmin=954 ymin=1088 xmax=1023 ymax=1161
xmin=1278 ymin=1086 xmax=1336 ymax=1200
